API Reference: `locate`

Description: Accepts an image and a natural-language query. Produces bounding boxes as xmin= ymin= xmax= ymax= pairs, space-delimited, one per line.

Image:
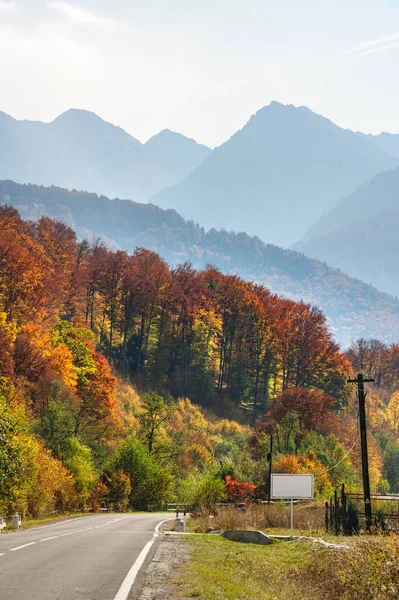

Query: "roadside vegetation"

xmin=177 ymin=534 xmax=399 ymax=600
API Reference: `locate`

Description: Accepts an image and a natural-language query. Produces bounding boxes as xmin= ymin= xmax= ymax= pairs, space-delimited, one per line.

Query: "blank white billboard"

xmin=271 ymin=474 xmax=314 ymax=499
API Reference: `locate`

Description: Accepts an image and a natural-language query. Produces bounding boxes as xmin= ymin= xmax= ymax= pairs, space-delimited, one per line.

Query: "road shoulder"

xmin=134 ymin=533 xmax=191 ymax=600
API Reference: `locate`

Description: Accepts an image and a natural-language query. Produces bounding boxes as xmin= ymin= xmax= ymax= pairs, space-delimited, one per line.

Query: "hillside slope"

xmin=152 ymin=101 xmax=398 ymax=247
xmin=0 ymin=109 xmax=210 ymax=202
xmin=3 ymin=179 xmax=399 ymax=347
xmin=294 ymin=167 xmax=399 ymax=297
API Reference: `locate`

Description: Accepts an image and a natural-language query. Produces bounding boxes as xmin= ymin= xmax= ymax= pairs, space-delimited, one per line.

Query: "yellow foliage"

xmin=0 ymin=310 xmax=17 ymax=341
xmin=211 ymin=418 xmax=246 ymax=437
xmin=366 ymin=392 xmax=388 ymax=430
xmin=48 ymin=342 xmax=78 ymax=389
xmin=13 ymin=434 xmax=77 ymax=518
xmin=388 ymin=391 xmax=399 ymax=434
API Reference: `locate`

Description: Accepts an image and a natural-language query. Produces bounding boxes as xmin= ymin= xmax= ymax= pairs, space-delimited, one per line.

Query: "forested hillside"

xmin=3 ymin=180 xmax=399 ymax=347
xmin=296 ymin=167 xmax=399 ymax=297
xmin=152 ymin=101 xmax=398 ymax=247
xmin=2 ymin=208 xmax=399 ymax=520
xmin=0 ymin=109 xmax=210 ymax=203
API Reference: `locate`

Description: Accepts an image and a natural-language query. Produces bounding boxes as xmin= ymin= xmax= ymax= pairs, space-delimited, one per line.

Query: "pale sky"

xmin=0 ymin=0 xmax=399 ymax=147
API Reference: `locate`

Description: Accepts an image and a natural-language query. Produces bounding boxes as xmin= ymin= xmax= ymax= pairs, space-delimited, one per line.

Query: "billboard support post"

xmin=290 ymin=498 xmax=294 ymax=537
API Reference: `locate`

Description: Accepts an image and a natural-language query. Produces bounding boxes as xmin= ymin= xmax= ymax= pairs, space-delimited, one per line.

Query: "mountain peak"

xmin=145 ymin=129 xmax=211 ymax=151
xmin=153 ymin=101 xmax=399 ymax=247
xmin=53 ymin=108 xmax=107 ymax=125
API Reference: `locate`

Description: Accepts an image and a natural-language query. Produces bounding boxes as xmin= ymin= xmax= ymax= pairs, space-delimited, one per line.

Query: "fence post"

xmin=334 ymin=489 xmax=339 ymax=535
xmin=341 ymin=484 xmax=346 ymax=535
xmin=329 ymin=498 xmax=333 ymax=530
xmin=325 ymin=501 xmax=329 ymax=532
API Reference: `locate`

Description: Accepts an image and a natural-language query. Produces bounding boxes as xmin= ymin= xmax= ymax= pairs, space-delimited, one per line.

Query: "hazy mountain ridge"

xmin=0 ymin=109 xmax=211 ymax=203
xmin=3 ymin=179 xmax=399 ymax=348
xmin=357 ymin=131 xmax=399 ymax=160
xmin=151 ymin=101 xmax=399 ymax=247
xmin=294 ymin=166 xmax=399 ymax=297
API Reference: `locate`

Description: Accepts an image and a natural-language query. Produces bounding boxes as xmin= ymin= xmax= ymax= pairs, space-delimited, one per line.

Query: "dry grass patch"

xmin=189 ymin=503 xmax=325 ymax=536
xmin=306 ymin=535 xmax=399 ymax=599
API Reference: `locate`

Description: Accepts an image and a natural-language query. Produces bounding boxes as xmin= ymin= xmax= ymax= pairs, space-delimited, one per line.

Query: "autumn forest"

xmin=1 ymin=206 xmax=399 ymax=518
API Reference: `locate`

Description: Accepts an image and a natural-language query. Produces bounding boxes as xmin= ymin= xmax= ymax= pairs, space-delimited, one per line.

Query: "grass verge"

xmin=176 ymin=533 xmax=399 ymax=599
xmin=176 ymin=535 xmax=313 ymax=600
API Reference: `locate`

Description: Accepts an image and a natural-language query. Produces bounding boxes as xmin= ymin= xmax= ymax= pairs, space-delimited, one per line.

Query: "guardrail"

xmin=165 ymin=503 xmax=192 ymax=512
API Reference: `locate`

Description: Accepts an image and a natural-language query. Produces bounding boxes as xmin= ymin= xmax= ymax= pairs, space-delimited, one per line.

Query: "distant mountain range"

xmin=152 ymin=101 xmax=399 ymax=247
xmin=0 ymin=109 xmax=211 ymax=203
xmin=3 ymin=179 xmax=399 ymax=348
xmin=294 ymin=166 xmax=399 ymax=298
xmin=2 ymin=102 xmax=399 ymax=250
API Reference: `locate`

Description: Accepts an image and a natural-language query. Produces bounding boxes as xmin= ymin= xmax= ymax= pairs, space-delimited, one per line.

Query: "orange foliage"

xmin=273 ymin=452 xmax=332 ymax=495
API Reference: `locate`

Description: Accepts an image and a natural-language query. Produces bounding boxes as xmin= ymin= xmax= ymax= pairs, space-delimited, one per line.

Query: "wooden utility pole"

xmin=348 ymin=373 xmax=374 ymax=530
xmin=267 ymin=433 xmax=273 ymax=505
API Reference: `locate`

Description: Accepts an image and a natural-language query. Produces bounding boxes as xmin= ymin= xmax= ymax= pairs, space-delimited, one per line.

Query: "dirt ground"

xmin=136 ymin=533 xmax=191 ymax=600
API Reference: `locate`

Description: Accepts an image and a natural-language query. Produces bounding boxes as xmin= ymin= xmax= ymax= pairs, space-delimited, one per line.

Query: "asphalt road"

xmin=0 ymin=512 xmax=171 ymax=600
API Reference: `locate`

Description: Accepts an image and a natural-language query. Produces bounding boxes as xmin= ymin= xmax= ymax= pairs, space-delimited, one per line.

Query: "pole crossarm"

xmin=347 ymin=375 xmax=374 ymax=384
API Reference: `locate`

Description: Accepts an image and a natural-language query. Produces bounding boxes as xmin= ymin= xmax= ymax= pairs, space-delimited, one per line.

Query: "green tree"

xmin=37 ymin=390 xmax=76 ymax=459
xmin=105 ymin=470 xmax=131 ymax=511
xmin=384 ymin=444 xmax=399 ymax=493
xmin=64 ymin=438 xmax=96 ymax=506
xmin=0 ymin=399 xmax=23 ymax=509
xmin=112 ymin=437 xmax=171 ymax=510
xmin=137 ymin=392 xmax=172 ymax=454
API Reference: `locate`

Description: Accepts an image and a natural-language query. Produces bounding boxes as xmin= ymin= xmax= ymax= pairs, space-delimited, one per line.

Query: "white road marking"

xmin=23 ymin=515 xmax=92 ymax=531
xmin=5 ymin=514 xmax=149 ymax=558
xmin=10 ymin=542 xmax=36 ymax=551
xmin=113 ymin=540 xmax=154 ymax=600
xmin=112 ymin=517 xmax=175 ymax=600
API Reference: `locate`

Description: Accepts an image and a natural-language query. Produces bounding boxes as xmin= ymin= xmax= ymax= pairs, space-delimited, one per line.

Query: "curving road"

xmin=0 ymin=512 xmax=170 ymax=600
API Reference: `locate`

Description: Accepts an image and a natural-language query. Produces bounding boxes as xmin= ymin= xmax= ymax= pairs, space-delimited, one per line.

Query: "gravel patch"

xmin=136 ymin=534 xmax=191 ymax=600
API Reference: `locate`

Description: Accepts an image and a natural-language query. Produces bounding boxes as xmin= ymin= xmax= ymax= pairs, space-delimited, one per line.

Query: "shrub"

xmin=374 ymin=509 xmax=387 ymax=532
xmin=345 ymin=500 xmax=360 ymax=535
xmin=225 ymin=475 xmax=256 ymax=504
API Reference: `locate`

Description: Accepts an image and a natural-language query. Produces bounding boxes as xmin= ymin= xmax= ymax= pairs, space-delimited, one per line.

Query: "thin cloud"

xmin=347 ymin=31 xmax=399 ymax=58
xmin=0 ymin=0 xmax=18 ymax=13
xmin=47 ymin=2 xmax=117 ymax=28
